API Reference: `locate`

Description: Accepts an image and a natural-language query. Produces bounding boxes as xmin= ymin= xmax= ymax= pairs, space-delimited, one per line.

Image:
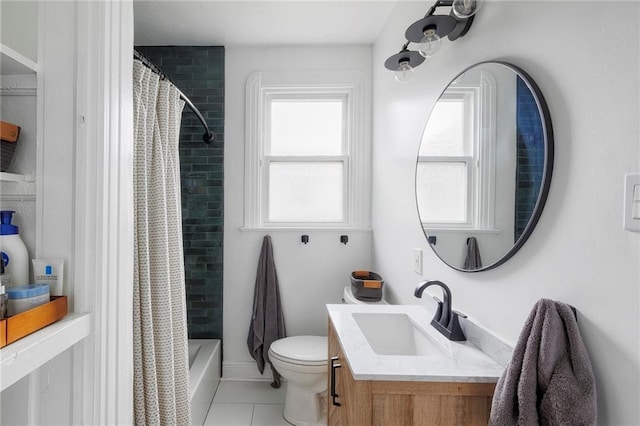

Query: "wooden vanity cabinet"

xmin=327 ymin=319 xmax=496 ymax=426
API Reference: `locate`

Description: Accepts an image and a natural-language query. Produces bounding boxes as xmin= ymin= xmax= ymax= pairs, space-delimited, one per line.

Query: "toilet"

xmin=268 ymin=286 xmax=387 ymax=426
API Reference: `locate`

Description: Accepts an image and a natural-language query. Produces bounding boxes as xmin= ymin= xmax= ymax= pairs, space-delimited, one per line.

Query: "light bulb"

xmin=418 ymin=29 xmax=441 ymax=58
xmin=395 ymin=61 xmax=414 ymax=83
xmin=452 ymin=0 xmax=481 ymax=19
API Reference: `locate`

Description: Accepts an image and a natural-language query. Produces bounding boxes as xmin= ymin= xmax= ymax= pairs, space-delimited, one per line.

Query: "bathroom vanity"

xmin=326 ymin=304 xmax=504 ymax=425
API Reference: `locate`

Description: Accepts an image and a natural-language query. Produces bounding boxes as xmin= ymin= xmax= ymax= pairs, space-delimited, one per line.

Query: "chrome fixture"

xmin=384 ymin=0 xmax=481 ymax=82
xmin=414 ymin=280 xmax=466 ymax=341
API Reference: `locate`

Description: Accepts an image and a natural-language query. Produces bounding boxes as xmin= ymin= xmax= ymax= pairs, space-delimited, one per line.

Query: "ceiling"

xmin=133 ymin=1 xmax=401 ymax=47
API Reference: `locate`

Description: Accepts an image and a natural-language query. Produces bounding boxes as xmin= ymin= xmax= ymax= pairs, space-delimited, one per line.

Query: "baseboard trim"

xmin=222 ymin=361 xmax=274 ymax=381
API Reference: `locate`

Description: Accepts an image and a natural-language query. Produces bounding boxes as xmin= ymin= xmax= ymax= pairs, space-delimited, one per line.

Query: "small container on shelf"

xmin=2 ymin=295 xmax=68 ymax=348
xmin=0 ymin=120 xmax=21 ymax=172
xmin=7 ymin=284 xmax=50 ymax=317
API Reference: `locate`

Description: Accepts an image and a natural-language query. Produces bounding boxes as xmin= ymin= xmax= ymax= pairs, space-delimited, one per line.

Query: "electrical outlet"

xmin=413 ymin=248 xmax=423 ymax=275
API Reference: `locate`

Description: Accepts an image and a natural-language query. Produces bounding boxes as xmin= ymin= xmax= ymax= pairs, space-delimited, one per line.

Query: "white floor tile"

xmin=214 ymin=380 xmax=286 ymax=404
xmin=204 ymin=403 xmax=254 ymax=426
xmin=251 ymin=404 xmax=289 ymax=426
xmin=192 ymin=401 xmax=215 ymax=426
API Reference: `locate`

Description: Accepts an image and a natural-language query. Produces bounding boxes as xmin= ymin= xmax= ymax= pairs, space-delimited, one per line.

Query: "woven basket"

xmin=1 ymin=121 xmax=21 ymax=172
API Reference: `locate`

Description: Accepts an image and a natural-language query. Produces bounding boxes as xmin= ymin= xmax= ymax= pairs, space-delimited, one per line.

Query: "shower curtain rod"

xmin=134 ymin=49 xmax=215 ymax=144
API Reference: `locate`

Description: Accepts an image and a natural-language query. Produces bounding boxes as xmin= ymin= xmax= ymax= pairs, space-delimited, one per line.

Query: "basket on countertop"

xmin=1 ymin=120 xmax=21 ymax=172
xmin=350 ymin=270 xmax=384 ymax=302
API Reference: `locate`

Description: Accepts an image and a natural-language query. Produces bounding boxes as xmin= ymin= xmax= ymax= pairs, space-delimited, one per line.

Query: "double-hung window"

xmin=417 ymin=76 xmax=496 ymax=231
xmin=417 ymin=91 xmax=475 ymax=226
xmin=245 ymin=71 xmax=369 ymax=228
xmin=266 ymin=94 xmax=347 ymax=223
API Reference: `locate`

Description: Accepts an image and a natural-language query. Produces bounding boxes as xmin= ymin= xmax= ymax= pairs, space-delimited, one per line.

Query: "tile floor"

xmin=203 ymin=380 xmax=290 ymax=426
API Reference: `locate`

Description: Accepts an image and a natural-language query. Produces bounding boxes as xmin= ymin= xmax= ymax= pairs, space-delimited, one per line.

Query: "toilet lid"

xmin=269 ymin=336 xmax=328 ymax=366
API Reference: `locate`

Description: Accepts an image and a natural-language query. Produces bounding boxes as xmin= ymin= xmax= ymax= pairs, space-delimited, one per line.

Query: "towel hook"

xmin=340 ymin=235 xmax=348 ymax=245
xmin=301 ymin=235 xmax=309 ymax=244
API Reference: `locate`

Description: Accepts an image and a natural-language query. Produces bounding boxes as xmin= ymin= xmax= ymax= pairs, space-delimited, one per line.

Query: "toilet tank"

xmin=342 ymin=286 xmax=388 ymax=305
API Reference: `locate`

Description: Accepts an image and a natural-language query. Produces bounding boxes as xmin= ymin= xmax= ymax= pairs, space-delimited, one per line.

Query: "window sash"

xmin=262 ymin=156 xmax=349 ymax=226
xmin=419 ymin=93 xmax=475 ymax=157
xmin=263 ymin=92 xmax=350 ymax=226
xmin=417 ymin=156 xmax=474 ymax=226
xmin=266 ymin=94 xmax=348 ymax=157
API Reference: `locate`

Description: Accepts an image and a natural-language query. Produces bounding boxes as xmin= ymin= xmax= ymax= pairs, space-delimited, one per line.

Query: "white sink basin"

xmin=352 ymin=312 xmax=446 ymax=356
xmin=327 ymin=304 xmax=505 ymax=382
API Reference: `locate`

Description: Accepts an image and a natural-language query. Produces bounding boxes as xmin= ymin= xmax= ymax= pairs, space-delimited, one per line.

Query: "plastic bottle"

xmin=0 ymin=211 xmax=29 ymax=287
xmin=0 ymin=256 xmax=12 ymax=288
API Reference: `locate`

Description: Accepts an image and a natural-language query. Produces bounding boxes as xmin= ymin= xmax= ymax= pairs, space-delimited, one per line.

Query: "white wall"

xmin=0 ymin=1 xmax=38 ymax=62
xmin=372 ymin=1 xmax=639 ymax=424
xmin=224 ymin=45 xmax=372 ymax=378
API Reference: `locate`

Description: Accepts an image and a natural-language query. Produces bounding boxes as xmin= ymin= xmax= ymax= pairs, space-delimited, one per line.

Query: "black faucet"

xmin=414 ymin=280 xmax=466 ymax=341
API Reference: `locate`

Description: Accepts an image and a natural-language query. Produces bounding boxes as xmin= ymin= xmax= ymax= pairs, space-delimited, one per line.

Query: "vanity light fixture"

xmin=385 ymin=0 xmax=481 ymax=82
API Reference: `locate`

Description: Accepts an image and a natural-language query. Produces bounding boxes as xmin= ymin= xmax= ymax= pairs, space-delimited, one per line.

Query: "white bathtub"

xmin=189 ymin=339 xmax=221 ymax=425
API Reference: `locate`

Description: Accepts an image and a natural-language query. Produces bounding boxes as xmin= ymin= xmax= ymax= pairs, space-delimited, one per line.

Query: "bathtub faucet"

xmin=414 ymin=280 xmax=466 ymax=341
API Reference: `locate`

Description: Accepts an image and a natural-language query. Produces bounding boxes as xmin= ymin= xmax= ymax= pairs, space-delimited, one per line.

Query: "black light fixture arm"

xmin=424 ymin=0 xmax=452 ymax=18
xmin=134 ymin=49 xmax=215 ymax=144
xmin=384 ymin=0 xmax=480 ymax=78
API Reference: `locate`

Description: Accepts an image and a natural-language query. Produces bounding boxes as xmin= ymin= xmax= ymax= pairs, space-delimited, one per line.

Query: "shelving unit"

xmin=1 ymin=41 xmax=88 ymax=393
xmin=0 ymin=172 xmax=36 ymax=200
xmin=0 ymin=44 xmax=38 ymax=76
xmin=1 ymin=42 xmax=39 ymax=273
xmin=0 ymin=313 xmax=90 ymax=392
xmin=1 ymin=42 xmax=38 ymax=182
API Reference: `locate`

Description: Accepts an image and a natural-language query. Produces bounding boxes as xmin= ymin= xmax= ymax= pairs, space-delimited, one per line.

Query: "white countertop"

xmin=327 ymin=304 xmax=505 ymax=383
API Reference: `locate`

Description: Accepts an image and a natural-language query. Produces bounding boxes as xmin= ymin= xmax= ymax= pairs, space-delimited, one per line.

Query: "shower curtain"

xmin=132 ymin=60 xmax=191 ymax=426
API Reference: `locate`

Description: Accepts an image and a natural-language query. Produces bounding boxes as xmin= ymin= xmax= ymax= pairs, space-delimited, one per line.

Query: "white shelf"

xmin=0 ymin=313 xmax=91 ymax=392
xmin=0 ymin=43 xmax=38 ymax=75
xmin=0 ymin=172 xmax=35 ymax=183
xmin=0 ymin=173 xmax=36 ymax=199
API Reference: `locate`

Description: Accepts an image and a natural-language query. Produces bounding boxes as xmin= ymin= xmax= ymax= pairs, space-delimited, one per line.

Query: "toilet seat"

xmin=269 ymin=336 xmax=328 ymax=367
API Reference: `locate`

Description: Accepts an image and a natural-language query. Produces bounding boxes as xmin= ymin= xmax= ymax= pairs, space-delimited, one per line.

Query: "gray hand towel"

xmin=247 ymin=235 xmax=286 ymax=388
xmin=463 ymin=236 xmax=482 ymax=270
xmin=489 ymin=299 xmax=597 ymax=426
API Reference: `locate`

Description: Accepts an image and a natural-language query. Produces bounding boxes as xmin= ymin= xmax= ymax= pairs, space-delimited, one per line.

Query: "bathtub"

xmin=189 ymin=339 xmax=221 ymax=425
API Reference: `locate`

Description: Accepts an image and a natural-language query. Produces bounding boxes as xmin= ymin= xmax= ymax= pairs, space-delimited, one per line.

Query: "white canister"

xmin=0 ymin=211 xmax=29 ymax=287
xmin=7 ymin=284 xmax=50 ymax=316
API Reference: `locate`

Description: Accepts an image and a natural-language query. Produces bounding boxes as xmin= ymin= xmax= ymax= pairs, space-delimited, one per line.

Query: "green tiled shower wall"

xmin=515 ymin=76 xmax=544 ymax=242
xmin=136 ymin=46 xmax=224 ymax=339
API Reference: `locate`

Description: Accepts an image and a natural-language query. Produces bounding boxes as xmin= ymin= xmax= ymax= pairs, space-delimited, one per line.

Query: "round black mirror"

xmin=415 ymin=61 xmax=553 ymax=272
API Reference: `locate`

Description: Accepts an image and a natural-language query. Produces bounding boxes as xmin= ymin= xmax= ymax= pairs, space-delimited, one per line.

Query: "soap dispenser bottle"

xmin=0 ymin=211 xmax=29 ymax=287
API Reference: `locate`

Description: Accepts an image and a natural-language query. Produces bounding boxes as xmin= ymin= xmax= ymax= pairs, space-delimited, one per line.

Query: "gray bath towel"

xmin=247 ymin=235 xmax=286 ymax=388
xmin=489 ymin=299 xmax=596 ymax=426
xmin=463 ymin=236 xmax=482 ymax=270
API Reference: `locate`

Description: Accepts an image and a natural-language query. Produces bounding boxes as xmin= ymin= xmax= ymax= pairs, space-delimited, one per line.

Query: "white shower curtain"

xmin=132 ymin=60 xmax=191 ymax=426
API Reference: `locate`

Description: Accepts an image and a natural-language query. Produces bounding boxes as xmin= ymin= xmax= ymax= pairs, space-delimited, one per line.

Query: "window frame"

xmin=419 ymin=74 xmax=497 ymax=231
xmin=244 ymin=70 xmax=370 ymax=229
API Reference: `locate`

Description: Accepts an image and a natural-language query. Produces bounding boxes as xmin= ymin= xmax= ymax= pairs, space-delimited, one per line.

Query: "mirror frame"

xmin=416 ymin=61 xmax=554 ymax=272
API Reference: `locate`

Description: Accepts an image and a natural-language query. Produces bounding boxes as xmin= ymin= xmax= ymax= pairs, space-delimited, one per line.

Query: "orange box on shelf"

xmin=1 ymin=120 xmax=21 ymax=172
xmin=0 ymin=120 xmax=20 ymax=143
xmin=0 ymin=319 xmax=6 ymax=348
xmin=0 ymin=296 xmax=68 ymax=347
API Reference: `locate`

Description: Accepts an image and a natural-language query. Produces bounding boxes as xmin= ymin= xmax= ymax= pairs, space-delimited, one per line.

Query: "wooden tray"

xmin=0 ymin=296 xmax=68 ymax=348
